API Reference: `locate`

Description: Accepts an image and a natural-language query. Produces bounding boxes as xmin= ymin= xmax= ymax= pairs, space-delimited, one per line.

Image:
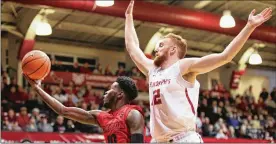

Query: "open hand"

xmin=23 ymin=74 xmax=42 ymax=88
xmin=247 ymin=7 xmax=272 ymax=28
xmin=125 ymin=0 xmax=134 ymax=17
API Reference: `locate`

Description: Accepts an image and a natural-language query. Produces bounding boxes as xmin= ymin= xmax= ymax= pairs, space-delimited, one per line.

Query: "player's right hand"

xmin=23 ymin=74 xmax=42 ymax=88
xmin=125 ymin=0 xmax=134 ymax=17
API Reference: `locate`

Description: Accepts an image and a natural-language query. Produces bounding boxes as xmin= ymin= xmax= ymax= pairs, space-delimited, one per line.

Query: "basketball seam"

xmin=27 ymin=57 xmax=47 ymax=77
xmin=22 ymin=57 xmax=45 ymax=69
xmin=40 ymin=59 xmax=50 ymax=80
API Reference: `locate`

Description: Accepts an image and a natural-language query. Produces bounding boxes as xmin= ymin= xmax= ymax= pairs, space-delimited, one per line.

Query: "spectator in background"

xmin=8 ymin=77 xmax=19 ymax=92
xmin=3 ymin=118 xmax=22 ymax=132
xmin=104 ymin=65 xmax=113 ymax=76
xmin=25 ymin=89 xmax=44 ymax=111
xmin=84 ymin=89 xmax=98 ymax=104
xmin=265 ymin=96 xmax=276 ymax=114
xmin=67 ymin=81 xmax=77 ymax=94
xmin=80 ymin=62 xmax=91 ymax=74
xmin=228 ymin=126 xmax=236 ymax=138
xmin=216 ymin=129 xmax=228 ymax=139
xmin=115 ymin=65 xmax=126 ymax=76
xmin=202 ymin=117 xmax=211 ymax=136
xmin=66 ymin=120 xmax=76 ymax=132
xmin=227 ymin=113 xmax=240 ymax=129
xmin=251 ymin=115 xmax=261 ymax=129
xmin=244 ymin=85 xmax=254 ymax=102
xmin=38 ymin=116 xmax=53 ymax=132
xmin=53 ymin=116 xmax=66 ymax=133
xmin=2 ymin=77 xmax=10 ymax=105
xmin=43 ymin=84 xmax=52 ymax=95
xmin=26 ymin=117 xmax=38 ymax=132
xmin=2 ymin=71 xmax=10 ymax=85
xmin=31 ymin=108 xmax=41 ymax=124
xmin=53 ymin=87 xmax=68 ymax=103
xmin=127 ymin=67 xmax=140 ymax=78
xmin=93 ymin=63 xmax=103 ymax=75
xmin=271 ymin=87 xmax=276 ymax=102
xmin=17 ymin=107 xmax=29 ymax=130
xmin=71 ymin=62 xmax=80 ymax=73
xmin=6 ymin=109 xmax=17 ymax=124
xmin=64 ymin=87 xmax=79 ymax=107
xmin=260 ymin=88 xmax=269 ymax=101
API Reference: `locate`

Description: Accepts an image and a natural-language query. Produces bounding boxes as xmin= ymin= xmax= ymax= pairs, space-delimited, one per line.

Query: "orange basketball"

xmin=22 ymin=50 xmax=51 ymax=80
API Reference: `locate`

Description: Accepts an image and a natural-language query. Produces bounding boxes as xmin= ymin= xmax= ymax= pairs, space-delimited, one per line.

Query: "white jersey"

xmin=148 ymin=61 xmax=200 ymax=141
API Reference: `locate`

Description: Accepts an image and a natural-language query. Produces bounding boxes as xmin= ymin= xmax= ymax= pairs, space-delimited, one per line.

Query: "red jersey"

xmin=96 ymin=105 xmax=144 ymax=143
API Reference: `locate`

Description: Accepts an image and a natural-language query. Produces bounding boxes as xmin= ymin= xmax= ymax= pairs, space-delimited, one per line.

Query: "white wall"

xmin=236 ymin=73 xmax=269 ymax=100
xmin=34 ymin=42 xmax=126 ymax=72
xmin=245 ymin=69 xmax=276 ymax=92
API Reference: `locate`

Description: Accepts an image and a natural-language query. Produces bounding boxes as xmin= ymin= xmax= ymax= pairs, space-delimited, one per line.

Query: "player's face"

xmin=103 ymin=82 xmax=123 ymax=108
xmin=154 ymin=38 xmax=173 ymax=66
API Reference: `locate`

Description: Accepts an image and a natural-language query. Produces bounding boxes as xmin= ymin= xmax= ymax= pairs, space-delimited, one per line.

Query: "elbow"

xmin=58 ymin=106 xmax=67 ymax=116
xmin=221 ymin=53 xmax=232 ymax=63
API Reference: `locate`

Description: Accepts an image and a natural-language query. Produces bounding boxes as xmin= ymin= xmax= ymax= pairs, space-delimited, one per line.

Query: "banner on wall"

xmin=43 ymin=71 xmax=148 ymax=91
xmin=230 ymin=70 xmax=245 ymax=89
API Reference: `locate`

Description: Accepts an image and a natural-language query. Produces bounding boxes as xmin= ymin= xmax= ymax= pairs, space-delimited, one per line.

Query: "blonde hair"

xmin=164 ymin=33 xmax=187 ymax=58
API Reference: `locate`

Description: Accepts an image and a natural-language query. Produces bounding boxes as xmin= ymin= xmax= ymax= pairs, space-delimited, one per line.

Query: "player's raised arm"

xmin=24 ymin=75 xmax=100 ymax=125
xmin=181 ymin=8 xmax=272 ymax=75
xmin=125 ymin=0 xmax=154 ymax=76
xmin=127 ymin=109 xmax=145 ymax=143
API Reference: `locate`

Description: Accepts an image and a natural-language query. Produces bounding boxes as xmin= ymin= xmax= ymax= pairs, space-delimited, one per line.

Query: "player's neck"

xmin=160 ymin=56 xmax=179 ymax=70
xmin=110 ymin=101 xmax=125 ymax=111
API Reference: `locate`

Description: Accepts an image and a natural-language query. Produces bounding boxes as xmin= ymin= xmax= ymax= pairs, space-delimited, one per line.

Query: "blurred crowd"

xmin=51 ymin=60 xmax=145 ymax=79
xmin=1 ymin=64 xmax=276 ymax=141
xmin=196 ymin=84 xmax=276 ymax=140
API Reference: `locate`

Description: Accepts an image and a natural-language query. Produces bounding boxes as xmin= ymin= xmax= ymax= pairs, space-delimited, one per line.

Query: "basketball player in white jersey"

xmin=125 ymin=0 xmax=272 ymax=142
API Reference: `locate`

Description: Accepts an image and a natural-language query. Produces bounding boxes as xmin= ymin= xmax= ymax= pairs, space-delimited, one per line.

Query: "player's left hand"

xmin=23 ymin=74 xmax=42 ymax=88
xmin=247 ymin=7 xmax=272 ymax=28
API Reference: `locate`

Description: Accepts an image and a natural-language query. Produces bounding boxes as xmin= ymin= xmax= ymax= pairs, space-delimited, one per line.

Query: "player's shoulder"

xmin=179 ymin=58 xmax=199 ymax=73
xmin=125 ymin=105 xmax=144 ymax=116
xmin=180 ymin=57 xmax=198 ymax=64
xmin=127 ymin=108 xmax=144 ymax=122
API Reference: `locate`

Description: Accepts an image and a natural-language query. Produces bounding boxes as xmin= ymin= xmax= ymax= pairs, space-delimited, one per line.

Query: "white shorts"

xmin=151 ymin=131 xmax=203 ymax=143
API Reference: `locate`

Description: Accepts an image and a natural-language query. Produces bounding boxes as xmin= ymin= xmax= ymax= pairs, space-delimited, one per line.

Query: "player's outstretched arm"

xmin=127 ymin=109 xmax=145 ymax=143
xmin=24 ymin=75 xmax=100 ymax=125
xmin=125 ymin=0 xmax=154 ymax=76
xmin=181 ymin=8 xmax=272 ymax=75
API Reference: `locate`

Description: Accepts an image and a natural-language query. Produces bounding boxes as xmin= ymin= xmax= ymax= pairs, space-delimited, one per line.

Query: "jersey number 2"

xmin=152 ymin=89 xmax=162 ymax=105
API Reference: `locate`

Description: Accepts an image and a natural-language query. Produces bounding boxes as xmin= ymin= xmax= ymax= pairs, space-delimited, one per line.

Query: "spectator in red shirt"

xmin=84 ymin=90 xmax=96 ymax=104
xmin=17 ymin=107 xmax=29 ymax=130
xmin=5 ymin=109 xmax=17 ymax=123
xmin=80 ymin=62 xmax=91 ymax=74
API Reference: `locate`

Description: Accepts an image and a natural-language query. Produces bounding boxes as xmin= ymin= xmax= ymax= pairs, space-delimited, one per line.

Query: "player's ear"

xmin=118 ymin=91 xmax=124 ymax=99
xmin=170 ymin=46 xmax=177 ymax=55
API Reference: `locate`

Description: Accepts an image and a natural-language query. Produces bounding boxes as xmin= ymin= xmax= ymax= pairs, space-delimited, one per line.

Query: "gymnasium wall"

xmin=235 ymin=68 xmax=275 ymax=100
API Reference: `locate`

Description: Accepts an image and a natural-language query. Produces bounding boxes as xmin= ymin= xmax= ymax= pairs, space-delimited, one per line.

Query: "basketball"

xmin=22 ymin=50 xmax=51 ymax=80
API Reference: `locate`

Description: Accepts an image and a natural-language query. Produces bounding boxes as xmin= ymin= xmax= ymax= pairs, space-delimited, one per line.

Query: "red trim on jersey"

xmin=185 ymin=88 xmax=195 ymax=115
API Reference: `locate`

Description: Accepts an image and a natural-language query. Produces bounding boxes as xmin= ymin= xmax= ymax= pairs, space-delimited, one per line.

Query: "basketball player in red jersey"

xmin=24 ymin=75 xmax=144 ymax=143
xmin=125 ymin=0 xmax=272 ymax=142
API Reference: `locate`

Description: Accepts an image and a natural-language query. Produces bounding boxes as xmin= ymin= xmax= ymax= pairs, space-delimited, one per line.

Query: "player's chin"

xmin=154 ymin=58 xmax=162 ymax=67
